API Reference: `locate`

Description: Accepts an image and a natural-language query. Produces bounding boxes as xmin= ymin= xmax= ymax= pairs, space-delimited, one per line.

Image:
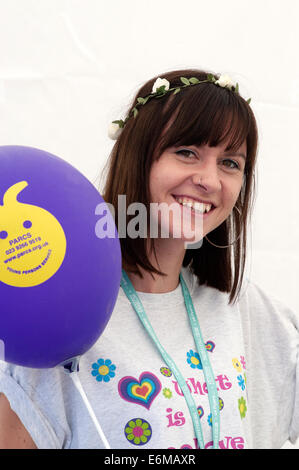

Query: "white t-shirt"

xmin=0 ymin=267 xmax=298 ymax=449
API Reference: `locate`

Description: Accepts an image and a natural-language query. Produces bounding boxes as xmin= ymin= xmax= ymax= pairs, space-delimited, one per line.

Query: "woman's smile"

xmin=172 ymin=195 xmax=216 ymax=215
xmin=149 ymin=141 xmax=246 ymax=242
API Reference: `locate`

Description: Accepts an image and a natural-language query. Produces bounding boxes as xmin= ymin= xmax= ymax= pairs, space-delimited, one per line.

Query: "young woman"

xmin=0 ymin=69 xmax=298 ymax=449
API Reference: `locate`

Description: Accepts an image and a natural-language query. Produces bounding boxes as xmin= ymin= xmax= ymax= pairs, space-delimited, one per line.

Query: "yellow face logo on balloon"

xmin=0 ymin=181 xmax=67 ymax=287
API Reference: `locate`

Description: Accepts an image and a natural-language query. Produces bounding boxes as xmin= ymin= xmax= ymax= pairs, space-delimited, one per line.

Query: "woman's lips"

xmin=172 ymin=195 xmax=216 ymax=217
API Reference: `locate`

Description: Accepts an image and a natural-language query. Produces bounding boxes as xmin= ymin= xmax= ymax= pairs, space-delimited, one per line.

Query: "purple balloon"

xmin=0 ymin=146 xmax=121 ymax=368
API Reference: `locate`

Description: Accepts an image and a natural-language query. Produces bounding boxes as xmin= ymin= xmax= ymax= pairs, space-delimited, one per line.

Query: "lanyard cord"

xmin=120 ymin=269 xmax=220 ymax=449
xmin=179 ymin=273 xmax=220 ymax=448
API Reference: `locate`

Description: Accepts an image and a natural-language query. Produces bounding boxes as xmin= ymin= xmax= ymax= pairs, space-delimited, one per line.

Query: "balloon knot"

xmin=59 ymin=356 xmax=80 ymax=374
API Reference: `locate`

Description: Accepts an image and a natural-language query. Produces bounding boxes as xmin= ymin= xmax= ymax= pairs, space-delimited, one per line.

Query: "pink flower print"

xmin=240 ymin=356 xmax=246 ymax=370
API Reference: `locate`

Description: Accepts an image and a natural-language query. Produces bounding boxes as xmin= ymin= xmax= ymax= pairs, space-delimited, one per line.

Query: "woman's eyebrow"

xmin=223 ymin=151 xmax=247 ymax=160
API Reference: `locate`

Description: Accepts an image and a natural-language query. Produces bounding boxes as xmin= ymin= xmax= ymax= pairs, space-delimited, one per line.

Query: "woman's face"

xmin=148 ymin=140 xmax=247 ymax=244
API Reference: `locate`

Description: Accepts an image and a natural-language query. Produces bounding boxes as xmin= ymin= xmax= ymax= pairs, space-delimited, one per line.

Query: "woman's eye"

xmin=175 ymin=149 xmax=195 ymax=159
xmin=175 ymin=150 xmax=240 ymax=170
xmin=222 ymin=159 xmax=240 ymax=170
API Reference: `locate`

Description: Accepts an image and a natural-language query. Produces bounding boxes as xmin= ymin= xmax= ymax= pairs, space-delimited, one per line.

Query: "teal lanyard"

xmin=120 ymin=269 xmax=220 ymax=449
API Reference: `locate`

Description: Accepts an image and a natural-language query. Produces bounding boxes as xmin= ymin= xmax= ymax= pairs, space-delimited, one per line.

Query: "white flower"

xmin=215 ymin=74 xmax=235 ymax=90
xmin=108 ymin=122 xmax=123 ymax=140
xmin=152 ymin=78 xmax=170 ymax=93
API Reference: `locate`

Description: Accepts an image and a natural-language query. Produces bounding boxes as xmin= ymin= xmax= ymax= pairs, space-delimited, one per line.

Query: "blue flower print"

xmin=91 ymin=358 xmax=116 ymax=382
xmin=207 ymin=413 xmax=212 ymax=427
xmin=187 ymin=350 xmax=203 ymax=370
xmin=237 ymin=374 xmax=245 ymax=391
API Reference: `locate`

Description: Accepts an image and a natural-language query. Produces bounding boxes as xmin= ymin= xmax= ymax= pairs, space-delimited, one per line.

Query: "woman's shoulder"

xmin=0 ymin=358 xmax=70 ymax=418
xmin=0 ymin=359 xmax=70 ymax=448
xmin=236 ymin=278 xmax=299 ymax=356
xmin=188 ymin=265 xmax=299 ymax=332
xmin=239 ymin=278 xmax=298 ymax=323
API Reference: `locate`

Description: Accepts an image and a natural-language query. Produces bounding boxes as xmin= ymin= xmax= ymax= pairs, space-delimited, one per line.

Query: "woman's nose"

xmin=191 ymin=166 xmax=222 ymax=192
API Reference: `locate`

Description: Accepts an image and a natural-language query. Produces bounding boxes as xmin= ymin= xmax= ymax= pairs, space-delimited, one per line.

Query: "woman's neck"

xmin=127 ymin=239 xmax=186 ymax=293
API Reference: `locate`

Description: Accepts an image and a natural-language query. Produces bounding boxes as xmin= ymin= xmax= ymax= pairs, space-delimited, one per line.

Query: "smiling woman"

xmin=103 ymin=69 xmax=257 ymax=301
xmin=0 ymin=68 xmax=298 ymax=450
xmin=148 ymin=139 xmax=247 ymax=256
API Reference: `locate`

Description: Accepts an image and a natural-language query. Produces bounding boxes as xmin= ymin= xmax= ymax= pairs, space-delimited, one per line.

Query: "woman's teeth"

xmin=174 ymin=197 xmax=213 ymax=214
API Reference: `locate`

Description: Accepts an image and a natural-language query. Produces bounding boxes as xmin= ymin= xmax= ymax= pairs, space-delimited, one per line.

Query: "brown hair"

xmin=101 ymin=69 xmax=258 ymax=305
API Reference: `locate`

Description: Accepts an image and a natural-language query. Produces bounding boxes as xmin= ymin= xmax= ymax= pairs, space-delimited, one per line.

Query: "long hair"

xmin=101 ymin=69 xmax=258 ymax=305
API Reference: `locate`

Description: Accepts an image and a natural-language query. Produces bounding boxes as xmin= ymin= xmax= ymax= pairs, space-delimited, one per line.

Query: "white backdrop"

xmin=0 ymin=0 xmax=298 ymax=448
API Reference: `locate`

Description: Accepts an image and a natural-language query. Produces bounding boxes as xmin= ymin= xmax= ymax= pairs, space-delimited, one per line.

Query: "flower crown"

xmin=108 ymin=74 xmax=251 ymax=140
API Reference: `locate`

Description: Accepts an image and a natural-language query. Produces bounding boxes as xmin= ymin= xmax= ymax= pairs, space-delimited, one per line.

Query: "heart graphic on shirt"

xmin=205 ymin=341 xmax=215 ymax=352
xmin=118 ymin=372 xmax=162 ymax=409
xmin=135 ymin=385 xmax=148 ymax=397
